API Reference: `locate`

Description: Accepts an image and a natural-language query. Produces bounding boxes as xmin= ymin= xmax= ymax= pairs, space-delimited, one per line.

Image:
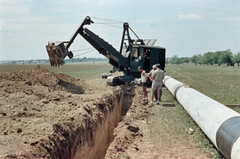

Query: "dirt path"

xmin=0 ymin=66 xmax=214 ymax=158
xmin=105 ymin=87 xmax=210 ymax=159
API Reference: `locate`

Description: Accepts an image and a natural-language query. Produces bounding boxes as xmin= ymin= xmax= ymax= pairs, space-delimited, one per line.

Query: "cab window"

xmin=132 ymin=48 xmax=138 ymax=58
xmin=139 ymin=48 xmax=144 ymax=57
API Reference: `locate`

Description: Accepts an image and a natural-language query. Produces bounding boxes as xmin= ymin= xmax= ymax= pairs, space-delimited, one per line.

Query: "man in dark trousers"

xmin=149 ymin=64 xmax=164 ymax=105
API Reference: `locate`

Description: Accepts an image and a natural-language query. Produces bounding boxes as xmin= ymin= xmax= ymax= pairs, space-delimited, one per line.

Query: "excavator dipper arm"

xmin=82 ymin=28 xmax=129 ymax=69
xmin=46 ymin=16 xmax=129 ymax=70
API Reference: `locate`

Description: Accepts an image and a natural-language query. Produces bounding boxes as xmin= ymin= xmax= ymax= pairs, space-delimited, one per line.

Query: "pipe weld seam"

xmin=216 ymin=116 xmax=240 ymax=159
xmin=163 ymin=75 xmax=170 ymax=84
xmin=173 ymin=84 xmax=184 ymax=98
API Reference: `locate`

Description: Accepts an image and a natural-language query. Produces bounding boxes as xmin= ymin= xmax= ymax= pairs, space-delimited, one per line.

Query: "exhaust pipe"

xmin=163 ymin=75 xmax=240 ymax=159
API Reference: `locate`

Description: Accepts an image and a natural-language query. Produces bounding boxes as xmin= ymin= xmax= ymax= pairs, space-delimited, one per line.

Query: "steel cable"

xmin=73 ymin=49 xmax=96 ymax=57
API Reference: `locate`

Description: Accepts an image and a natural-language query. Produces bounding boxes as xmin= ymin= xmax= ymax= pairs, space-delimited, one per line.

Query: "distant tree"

xmin=234 ymin=51 xmax=240 ymax=67
xmin=218 ymin=49 xmax=234 ymax=66
xmin=203 ymin=52 xmax=214 ymax=65
xmin=171 ymin=55 xmax=180 ymax=65
xmin=212 ymin=51 xmax=222 ymax=66
xmin=183 ymin=57 xmax=190 ymax=65
xmin=180 ymin=57 xmax=184 ymax=64
xmin=190 ymin=55 xmax=198 ymax=65
xmin=197 ymin=54 xmax=204 ymax=65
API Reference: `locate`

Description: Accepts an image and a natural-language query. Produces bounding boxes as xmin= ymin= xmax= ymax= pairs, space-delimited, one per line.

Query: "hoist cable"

xmin=73 ymin=49 xmax=96 ymax=57
xmin=91 ymin=16 xmax=124 ymax=23
xmin=129 ymin=26 xmax=141 ymax=40
xmin=93 ymin=22 xmax=122 ymax=28
xmin=94 ymin=22 xmax=122 ymax=25
xmin=72 ymin=47 xmax=94 ymax=52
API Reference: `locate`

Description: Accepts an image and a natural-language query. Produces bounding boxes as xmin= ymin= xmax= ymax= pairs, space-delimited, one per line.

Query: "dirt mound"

xmin=0 ymin=65 xmax=88 ymax=94
xmin=0 ymin=65 xmax=91 ymax=158
xmin=0 ymin=65 xmax=138 ymax=158
xmin=0 ymin=65 xmax=135 ymax=159
xmin=32 ymin=65 xmax=52 ymax=74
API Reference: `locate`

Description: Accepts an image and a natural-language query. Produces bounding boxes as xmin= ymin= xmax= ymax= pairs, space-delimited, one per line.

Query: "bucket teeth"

xmin=46 ymin=42 xmax=68 ymax=67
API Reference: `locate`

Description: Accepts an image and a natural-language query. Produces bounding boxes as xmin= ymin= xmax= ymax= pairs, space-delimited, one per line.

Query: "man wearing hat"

xmin=149 ymin=63 xmax=164 ymax=105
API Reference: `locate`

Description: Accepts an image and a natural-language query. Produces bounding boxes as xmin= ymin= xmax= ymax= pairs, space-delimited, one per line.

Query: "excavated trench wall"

xmin=46 ymin=86 xmax=135 ymax=159
xmin=73 ymin=88 xmax=134 ymax=159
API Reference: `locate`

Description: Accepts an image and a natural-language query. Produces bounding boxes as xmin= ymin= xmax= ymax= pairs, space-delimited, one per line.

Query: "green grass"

xmin=52 ymin=67 xmax=112 ymax=80
xmin=165 ymin=64 xmax=240 ymax=105
xmin=148 ymin=64 xmax=240 ymax=158
xmin=0 ymin=63 xmax=112 ymax=81
xmin=148 ymin=88 xmax=224 ymax=158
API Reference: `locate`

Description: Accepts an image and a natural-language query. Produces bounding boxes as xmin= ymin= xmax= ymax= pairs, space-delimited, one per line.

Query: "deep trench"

xmin=46 ymin=86 xmax=135 ymax=159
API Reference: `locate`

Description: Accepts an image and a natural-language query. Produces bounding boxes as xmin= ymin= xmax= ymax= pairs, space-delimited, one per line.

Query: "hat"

xmin=152 ymin=64 xmax=156 ymax=69
xmin=156 ymin=64 xmax=161 ymax=68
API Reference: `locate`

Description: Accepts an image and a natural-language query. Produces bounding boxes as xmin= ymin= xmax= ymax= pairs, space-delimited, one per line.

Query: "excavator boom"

xmin=46 ymin=16 xmax=129 ymax=69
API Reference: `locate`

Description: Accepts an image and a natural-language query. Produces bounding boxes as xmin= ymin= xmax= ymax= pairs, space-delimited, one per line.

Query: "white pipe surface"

xmin=163 ymin=75 xmax=240 ymax=159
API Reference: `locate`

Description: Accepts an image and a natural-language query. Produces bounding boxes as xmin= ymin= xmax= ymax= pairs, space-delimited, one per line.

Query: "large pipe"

xmin=163 ymin=75 xmax=240 ymax=159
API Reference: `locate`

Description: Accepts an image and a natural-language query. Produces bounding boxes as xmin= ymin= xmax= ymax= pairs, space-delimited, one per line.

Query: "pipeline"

xmin=163 ymin=75 xmax=240 ymax=159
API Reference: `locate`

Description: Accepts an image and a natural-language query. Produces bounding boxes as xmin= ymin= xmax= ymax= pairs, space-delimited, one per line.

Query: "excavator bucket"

xmin=46 ymin=42 xmax=68 ymax=67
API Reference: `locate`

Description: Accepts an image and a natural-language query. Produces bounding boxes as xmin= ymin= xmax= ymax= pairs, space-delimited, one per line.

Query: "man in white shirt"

xmin=149 ymin=64 xmax=164 ymax=105
xmin=138 ymin=66 xmax=148 ymax=101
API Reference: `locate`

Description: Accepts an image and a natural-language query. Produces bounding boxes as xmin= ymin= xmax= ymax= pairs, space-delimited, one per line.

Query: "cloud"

xmin=194 ymin=2 xmax=202 ymax=7
xmin=220 ymin=16 xmax=240 ymax=22
xmin=178 ymin=14 xmax=203 ymax=20
xmin=0 ymin=19 xmax=7 ymax=31
xmin=0 ymin=0 xmax=31 ymax=15
xmin=49 ymin=8 xmax=70 ymax=13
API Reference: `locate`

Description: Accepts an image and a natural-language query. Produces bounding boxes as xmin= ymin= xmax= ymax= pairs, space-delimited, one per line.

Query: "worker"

xmin=148 ymin=64 xmax=158 ymax=101
xmin=138 ymin=66 xmax=148 ymax=101
xmin=149 ymin=64 xmax=164 ymax=105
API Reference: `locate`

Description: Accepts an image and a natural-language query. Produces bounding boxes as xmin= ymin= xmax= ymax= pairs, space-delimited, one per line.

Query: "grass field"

xmin=165 ymin=64 xmax=240 ymax=106
xmin=148 ymin=64 xmax=240 ymax=158
xmin=0 ymin=63 xmax=112 ymax=81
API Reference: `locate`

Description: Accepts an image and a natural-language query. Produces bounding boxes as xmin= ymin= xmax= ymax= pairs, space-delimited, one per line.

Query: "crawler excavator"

xmin=46 ymin=16 xmax=166 ymax=85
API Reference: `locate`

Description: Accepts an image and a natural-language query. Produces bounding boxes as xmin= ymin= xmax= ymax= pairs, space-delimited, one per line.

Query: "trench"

xmin=45 ymin=85 xmax=135 ymax=159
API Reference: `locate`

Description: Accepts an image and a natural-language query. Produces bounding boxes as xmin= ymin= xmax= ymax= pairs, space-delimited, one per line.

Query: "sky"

xmin=0 ymin=0 xmax=239 ymax=61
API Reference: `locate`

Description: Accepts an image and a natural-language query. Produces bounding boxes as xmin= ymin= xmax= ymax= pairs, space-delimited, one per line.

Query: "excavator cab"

xmin=125 ymin=44 xmax=165 ymax=78
xmin=119 ymin=22 xmax=165 ymax=78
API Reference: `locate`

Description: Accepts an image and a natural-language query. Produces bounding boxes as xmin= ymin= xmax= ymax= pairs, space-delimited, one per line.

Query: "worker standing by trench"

xmin=138 ymin=66 xmax=148 ymax=101
xmin=149 ymin=64 xmax=165 ymax=105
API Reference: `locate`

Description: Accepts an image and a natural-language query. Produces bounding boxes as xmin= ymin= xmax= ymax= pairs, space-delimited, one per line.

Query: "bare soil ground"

xmin=105 ymin=88 xmax=210 ymax=159
xmin=0 ymin=65 xmax=211 ymax=158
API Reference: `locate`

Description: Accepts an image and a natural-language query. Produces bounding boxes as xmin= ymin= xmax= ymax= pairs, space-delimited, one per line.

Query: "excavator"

xmin=46 ymin=16 xmax=166 ymax=85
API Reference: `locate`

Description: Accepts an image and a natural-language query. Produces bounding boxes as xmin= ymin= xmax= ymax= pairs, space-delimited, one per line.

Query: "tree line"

xmin=1 ymin=57 xmax=108 ymax=65
xmin=65 ymin=57 xmax=107 ymax=63
xmin=168 ymin=49 xmax=240 ymax=66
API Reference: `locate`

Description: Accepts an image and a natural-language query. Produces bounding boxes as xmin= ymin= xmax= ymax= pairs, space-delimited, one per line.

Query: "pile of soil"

xmin=0 ymin=65 xmax=88 ymax=95
xmin=0 ymin=65 xmax=124 ymax=158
